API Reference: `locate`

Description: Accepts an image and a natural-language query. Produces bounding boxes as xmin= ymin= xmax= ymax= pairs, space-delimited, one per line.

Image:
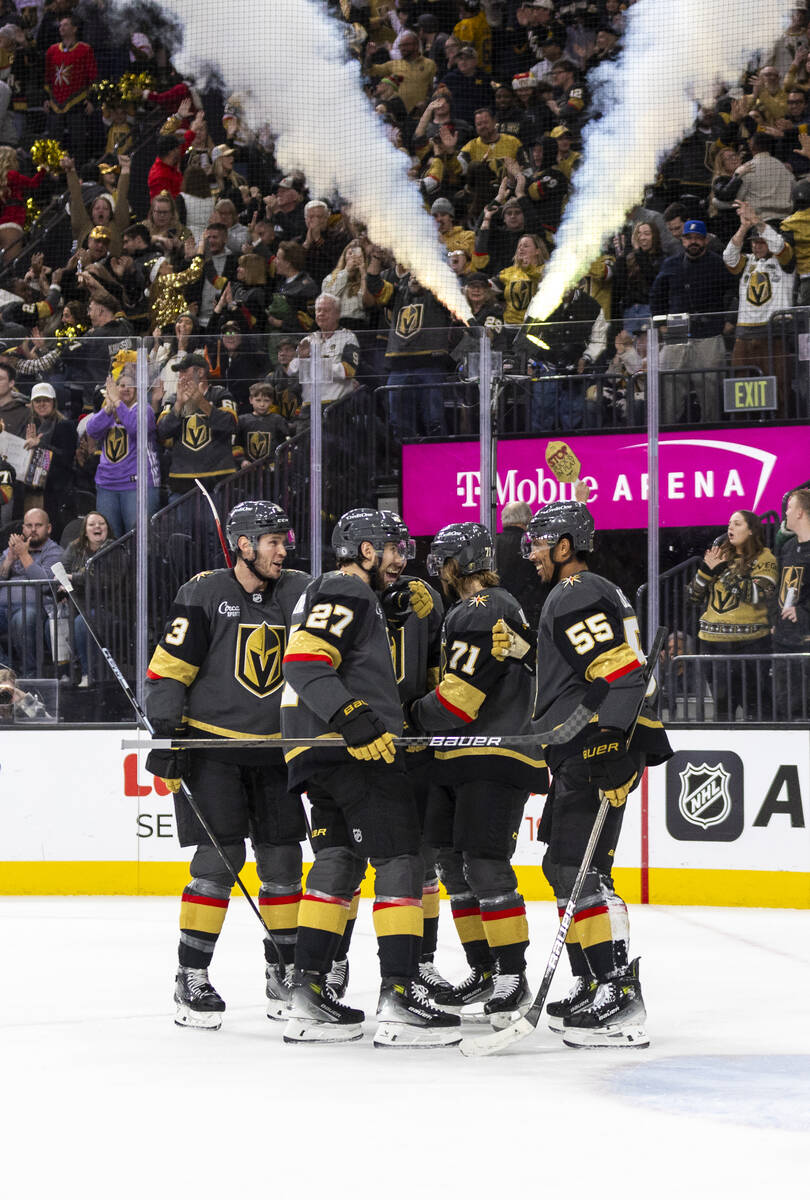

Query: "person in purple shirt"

xmin=0 ymin=507 xmax=63 ymax=674
xmin=84 ymin=364 xmax=161 ymax=538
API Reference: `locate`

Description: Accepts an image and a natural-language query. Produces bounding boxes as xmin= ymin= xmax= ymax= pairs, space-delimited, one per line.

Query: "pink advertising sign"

xmin=401 ymin=427 xmax=810 ymax=534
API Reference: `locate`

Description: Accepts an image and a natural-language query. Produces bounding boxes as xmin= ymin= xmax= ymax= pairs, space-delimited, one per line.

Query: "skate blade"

xmin=266 ymin=1000 xmax=290 ymax=1022
xmin=547 ymin=1015 xmax=565 ymax=1034
xmin=488 ymin=1002 xmax=532 ymax=1031
xmin=174 ymin=1003 xmax=222 ymax=1031
xmin=283 ymin=1018 xmax=363 ymax=1044
xmin=562 ymin=1023 xmax=649 ymax=1049
xmin=459 ymin=1015 xmax=536 ymax=1057
xmin=373 ymin=1021 xmax=463 ymax=1048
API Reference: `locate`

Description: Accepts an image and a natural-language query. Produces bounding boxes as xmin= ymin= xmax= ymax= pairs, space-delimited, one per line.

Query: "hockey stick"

xmin=195 ymin=478 xmax=233 ymax=567
xmin=121 ymin=677 xmax=608 ymax=753
xmin=52 ymin=561 xmax=281 ymax=952
xmin=459 ymin=627 xmax=667 ymax=1058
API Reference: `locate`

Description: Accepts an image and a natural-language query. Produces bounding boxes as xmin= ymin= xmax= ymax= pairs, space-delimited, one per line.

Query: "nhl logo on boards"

xmin=665 ymin=752 xmax=744 ymax=842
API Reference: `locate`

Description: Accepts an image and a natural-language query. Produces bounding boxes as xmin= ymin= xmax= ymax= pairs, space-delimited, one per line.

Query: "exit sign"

xmin=723 ymin=376 xmax=777 ymax=412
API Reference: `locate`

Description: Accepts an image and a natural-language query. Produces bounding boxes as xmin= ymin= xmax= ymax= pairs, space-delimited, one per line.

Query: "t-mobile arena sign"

xmin=401 ymin=427 xmax=807 ymax=533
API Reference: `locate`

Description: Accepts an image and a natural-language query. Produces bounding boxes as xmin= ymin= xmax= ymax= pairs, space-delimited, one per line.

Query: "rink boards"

xmin=3 ymin=728 xmax=808 ymax=907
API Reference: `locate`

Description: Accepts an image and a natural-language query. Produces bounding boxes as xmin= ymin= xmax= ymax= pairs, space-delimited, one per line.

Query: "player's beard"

xmin=243 ymin=547 xmax=281 ymax=585
xmin=367 ymin=558 xmax=385 ymax=593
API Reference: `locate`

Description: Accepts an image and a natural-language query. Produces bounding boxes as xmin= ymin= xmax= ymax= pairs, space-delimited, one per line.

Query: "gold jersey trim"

xmin=186 ymin=718 xmax=281 ymax=741
xmin=585 ymin=642 xmax=639 ymax=682
xmin=435 ymin=746 xmax=546 ymax=769
xmin=284 ymin=629 xmax=343 ymax=669
xmin=147 ymin=645 xmax=199 ymax=686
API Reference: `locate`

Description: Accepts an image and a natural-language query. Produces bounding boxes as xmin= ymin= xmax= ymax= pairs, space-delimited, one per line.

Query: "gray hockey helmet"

xmin=226 ymin=500 xmax=294 ymax=554
xmin=523 ymin=501 xmax=594 ymax=556
xmin=426 ymin=522 xmax=494 ymax=577
xmin=331 ymin=508 xmax=415 ymax=561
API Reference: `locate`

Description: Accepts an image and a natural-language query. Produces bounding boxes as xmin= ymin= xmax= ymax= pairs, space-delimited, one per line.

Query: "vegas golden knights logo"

xmin=779 ymin=564 xmax=805 ymax=607
xmin=183 ymin=413 xmax=211 ymax=452
xmin=104 ymin=424 xmax=128 ymax=464
xmin=235 ymin=623 xmax=286 ymax=696
xmin=509 ymin=279 xmax=531 ymax=313
xmin=247 ymin=430 xmax=271 ymax=460
xmin=747 ymin=269 xmax=772 ymax=308
xmin=396 ymin=303 xmax=424 ymax=340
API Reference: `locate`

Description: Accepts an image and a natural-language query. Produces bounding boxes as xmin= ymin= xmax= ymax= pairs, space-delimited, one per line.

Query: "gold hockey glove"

xmin=329 ymin=698 xmax=397 ymax=764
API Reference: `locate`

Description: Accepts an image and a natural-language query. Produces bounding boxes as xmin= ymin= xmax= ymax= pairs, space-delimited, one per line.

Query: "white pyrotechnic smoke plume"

xmin=142 ymin=0 xmax=472 ymax=321
xmin=526 ymin=0 xmax=793 ymax=323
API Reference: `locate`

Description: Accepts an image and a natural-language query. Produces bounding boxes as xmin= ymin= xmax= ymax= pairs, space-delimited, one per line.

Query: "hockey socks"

xmin=178 ymin=878 xmax=230 ymax=969
xmin=373 ymin=895 xmax=423 ymax=979
xmin=259 ymin=881 xmax=302 ymax=967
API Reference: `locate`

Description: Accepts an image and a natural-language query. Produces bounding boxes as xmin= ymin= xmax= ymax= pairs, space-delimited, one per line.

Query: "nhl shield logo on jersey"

xmin=183 ymin=413 xmax=212 ymax=451
xmin=104 ymin=425 xmax=129 ymax=464
xmin=677 ymin=761 xmax=731 ymax=829
xmin=235 ymin=623 xmax=286 ymax=696
xmin=396 ymin=303 xmax=424 ymax=340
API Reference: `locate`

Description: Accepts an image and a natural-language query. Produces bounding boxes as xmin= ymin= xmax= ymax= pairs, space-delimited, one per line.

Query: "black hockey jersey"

xmin=281 ymin=570 xmax=403 ymax=788
xmin=412 ymin=585 xmax=547 ymax=789
xmin=389 ymin=575 xmax=444 ymax=705
xmin=773 ymin=538 xmax=810 ymax=650
xmin=146 ymin=567 xmax=310 ymax=748
xmin=533 ymin=571 xmax=671 ymax=769
xmin=157 ymin=387 xmax=238 ymax=492
xmin=235 ymin=412 xmax=290 ymax=464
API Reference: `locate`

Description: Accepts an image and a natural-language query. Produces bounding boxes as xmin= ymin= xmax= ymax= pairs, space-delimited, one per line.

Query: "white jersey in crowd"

xmin=723 ymin=224 xmax=795 ymax=331
xmin=291 ymin=328 xmax=360 ymax=406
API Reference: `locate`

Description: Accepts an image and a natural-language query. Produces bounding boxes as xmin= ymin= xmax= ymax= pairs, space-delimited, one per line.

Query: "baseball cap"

xmin=512 ymin=73 xmax=537 ymax=91
xmin=31 ymin=382 xmax=57 ymax=401
xmin=277 ymin=175 xmax=302 ymax=191
xmin=682 ymin=219 xmax=707 ymax=237
xmin=221 ymin=320 xmax=241 ymax=333
xmin=457 ymin=46 xmax=477 ymax=58
xmin=549 ymin=125 xmax=571 ymax=138
xmin=430 ymin=197 xmax=455 ymax=215
xmin=211 ymin=144 xmax=234 ymax=162
xmin=171 ymin=353 xmax=208 ymax=371
xmin=89 ymin=226 xmax=111 ymax=240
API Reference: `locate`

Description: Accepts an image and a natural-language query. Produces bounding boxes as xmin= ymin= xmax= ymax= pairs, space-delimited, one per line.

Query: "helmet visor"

xmin=426 ymin=551 xmax=446 ymax=577
xmin=522 ymin=530 xmax=558 ymax=557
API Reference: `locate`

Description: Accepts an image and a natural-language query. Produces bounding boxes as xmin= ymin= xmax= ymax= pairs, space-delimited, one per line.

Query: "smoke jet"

xmin=526 ymin=0 xmax=794 ymax=324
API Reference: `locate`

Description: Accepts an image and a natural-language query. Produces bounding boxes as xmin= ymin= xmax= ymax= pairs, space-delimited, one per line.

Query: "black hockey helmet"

xmin=793 ymin=175 xmax=810 ymax=210
xmin=331 ymin=508 xmax=415 ymax=562
xmin=522 ymin=501 xmax=594 ymax=556
xmin=427 ymin=522 xmax=494 ymax=577
xmin=226 ymin=500 xmax=294 ymax=554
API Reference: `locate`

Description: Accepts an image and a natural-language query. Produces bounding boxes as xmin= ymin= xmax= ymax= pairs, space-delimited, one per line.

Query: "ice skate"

xmin=547 ymin=974 xmax=598 ymax=1033
xmin=483 ymin=970 xmax=531 ymax=1030
xmin=431 ymin=965 xmax=494 ymax=1022
xmin=416 ymin=957 xmax=453 ymax=999
xmin=324 ymin=957 xmax=349 ymax=1002
xmin=373 ymin=978 xmax=462 ymax=1048
xmin=174 ymin=966 xmax=225 ymax=1030
xmin=283 ymin=969 xmax=365 ymax=1044
xmin=562 ymin=958 xmax=649 ymax=1049
xmin=265 ymin=960 xmax=293 ymax=1021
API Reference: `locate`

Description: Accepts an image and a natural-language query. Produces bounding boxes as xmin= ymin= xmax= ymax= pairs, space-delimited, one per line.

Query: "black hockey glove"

xmin=381 ymin=579 xmax=434 ymax=626
xmin=144 ymin=720 xmax=189 ymax=793
xmin=329 ymin=699 xmax=396 ymax=764
xmin=581 ymin=727 xmax=637 ymax=807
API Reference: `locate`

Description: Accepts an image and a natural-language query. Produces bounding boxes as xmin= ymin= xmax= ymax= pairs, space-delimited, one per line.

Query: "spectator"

xmin=368 ymin=28 xmax=437 ymax=114
xmin=772 ymin=487 xmax=810 ymax=718
xmin=0 ymin=359 xmax=29 ymax=437
xmin=322 ymin=241 xmax=375 ymax=329
xmin=494 ymin=499 xmax=545 ymax=626
xmin=266 ymin=240 xmax=318 ymax=335
xmin=733 ymin=132 xmax=794 ymax=223
xmin=440 ymin=44 xmax=493 ymax=125
xmin=708 ymin=147 xmax=745 ymax=245
xmin=585 ymin=329 xmax=646 ymax=427
xmin=545 ymin=57 xmax=586 ymax=137
xmin=649 ymin=219 xmax=730 ymax=423
xmin=724 ymin=200 xmax=795 ymax=409
xmin=147 ymin=247 xmax=204 ymax=334
xmin=474 ymin=178 xmax=536 ymax=276
xmin=264 ymin=175 xmax=306 ymax=241
xmin=524 ymin=279 xmax=607 ymax=430
xmin=211 ymin=144 xmax=247 ymax=207
xmin=0 ymin=507 xmax=62 ymax=674
xmin=213 ymin=254 xmax=269 ymax=334
xmin=144 ymin=191 xmax=194 ymax=256
xmin=0 ymin=664 xmax=53 ymax=721
xmin=43 ymin=15 xmax=98 ymax=160
xmin=549 ymin=125 xmax=581 ymax=181
xmin=526 ymin=136 xmax=568 ymax=236
xmin=23 ymin=382 xmax=77 ymax=536
xmin=178 ymin=164 xmax=214 ymax=243
xmin=150 ymin=311 xmax=201 ymax=399
xmin=202 ymin=318 xmax=270 ymax=412
xmin=290 ymin=293 xmax=360 ymax=418
xmin=447 ymin=246 xmax=473 ymax=277
xmin=212 ymin=197 xmax=250 ymax=256
xmin=235 ymin=383 xmax=291 ymax=468
xmin=611 ymin=221 xmax=665 ymax=332
xmin=0 ymin=146 xmax=45 ymax=264
xmin=156 ymin=353 xmax=238 ymax=498
xmin=458 ymin=107 xmax=523 ymax=189
xmin=491 ymin=232 xmax=548 ymax=325
xmin=63 ymin=152 xmax=131 ymax=258
xmin=60 ymin=510 xmax=112 ymax=686
xmin=68 ymin=286 xmax=136 ymax=406
xmin=267 ymin=337 xmax=303 ymax=423
xmin=302 ymin=200 xmax=349 ymax=287
xmin=185 ymin=221 xmax=237 ymax=331
xmin=430 ymin=196 xmax=475 ymax=255
xmin=83 ymin=365 xmax=161 ymax=536
xmin=688 ymin=510 xmax=777 ymax=719
xmin=148 ymin=118 xmax=202 ymax=200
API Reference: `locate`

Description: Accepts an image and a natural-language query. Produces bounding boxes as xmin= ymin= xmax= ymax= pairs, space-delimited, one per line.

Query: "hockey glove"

xmin=381 ymin=579 xmax=434 ymax=625
xmin=329 ymin=699 xmax=397 ymax=764
xmin=144 ymin=721 xmax=189 ymax=793
xmin=491 ymin=617 xmax=534 ymax=665
xmin=582 ymin=727 xmax=637 ymax=807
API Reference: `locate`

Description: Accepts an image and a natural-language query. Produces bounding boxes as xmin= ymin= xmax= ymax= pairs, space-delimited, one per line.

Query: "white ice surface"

xmin=3 ymin=898 xmax=809 ymax=1199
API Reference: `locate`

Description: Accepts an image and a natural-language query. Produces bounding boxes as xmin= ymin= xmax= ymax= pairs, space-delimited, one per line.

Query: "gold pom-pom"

xmin=23 ymin=196 xmax=41 ymax=233
xmin=30 ymin=138 xmax=65 ymax=172
xmin=119 ymin=71 xmax=154 ymax=102
xmin=55 ymin=323 xmax=87 ymax=342
xmin=90 ymin=79 xmax=119 ymax=105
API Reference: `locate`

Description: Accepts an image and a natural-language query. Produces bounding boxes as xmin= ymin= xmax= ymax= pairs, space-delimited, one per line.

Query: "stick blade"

xmin=459 ymin=1016 xmax=536 ymax=1057
xmin=51 ymin=561 xmax=72 ymax=591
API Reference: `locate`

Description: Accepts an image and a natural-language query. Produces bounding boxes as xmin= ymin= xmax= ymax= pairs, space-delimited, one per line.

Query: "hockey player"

xmin=322 ymin=511 xmax=448 ymax=1004
xmin=407 ymin=522 xmax=549 ymax=1028
xmin=523 ymin=501 xmax=671 ymax=1047
xmin=144 ymin=501 xmax=310 ymax=1030
xmin=280 ymin=508 xmax=461 ymax=1047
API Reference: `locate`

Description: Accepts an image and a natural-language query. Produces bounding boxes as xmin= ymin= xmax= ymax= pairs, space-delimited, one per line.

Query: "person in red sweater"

xmin=44 ymin=15 xmax=97 ymax=159
xmin=147 ymin=112 xmax=204 ymax=199
xmin=0 ymin=146 xmax=46 ymax=262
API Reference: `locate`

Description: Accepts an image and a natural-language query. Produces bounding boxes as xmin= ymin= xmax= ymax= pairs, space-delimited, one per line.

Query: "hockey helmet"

xmin=793 ymin=175 xmax=810 ymax=210
xmin=522 ymin=501 xmax=594 ymax=556
xmin=331 ymin=508 xmax=415 ymax=562
xmin=226 ymin=500 xmax=294 ymax=554
xmin=426 ymin=522 xmax=494 ymax=577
